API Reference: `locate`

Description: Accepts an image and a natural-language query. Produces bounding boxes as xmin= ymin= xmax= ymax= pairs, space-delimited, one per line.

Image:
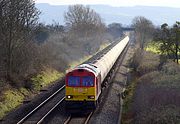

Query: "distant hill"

xmin=36 ymin=3 xmax=180 ymax=26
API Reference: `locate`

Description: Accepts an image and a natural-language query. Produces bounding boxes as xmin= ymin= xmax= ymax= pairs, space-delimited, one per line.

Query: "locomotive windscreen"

xmin=68 ymin=76 xmax=80 ymax=86
xmin=82 ymin=76 xmax=94 ymax=87
xmin=67 ymin=76 xmax=94 ymax=87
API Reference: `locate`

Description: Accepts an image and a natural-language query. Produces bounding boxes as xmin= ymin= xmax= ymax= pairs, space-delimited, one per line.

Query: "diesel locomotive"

xmin=65 ymin=36 xmax=129 ymax=111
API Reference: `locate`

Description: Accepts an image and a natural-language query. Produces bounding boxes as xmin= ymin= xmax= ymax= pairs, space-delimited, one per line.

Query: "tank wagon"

xmin=65 ymin=36 xmax=129 ymax=111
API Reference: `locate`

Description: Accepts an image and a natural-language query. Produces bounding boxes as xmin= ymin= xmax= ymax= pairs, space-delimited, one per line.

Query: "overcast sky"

xmin=35 ymin=0 xmax=180 ymax=8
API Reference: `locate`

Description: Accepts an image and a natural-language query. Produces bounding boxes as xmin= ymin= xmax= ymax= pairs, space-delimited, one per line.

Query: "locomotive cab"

xmin=65 ymin=64 xmax=101 ymax=112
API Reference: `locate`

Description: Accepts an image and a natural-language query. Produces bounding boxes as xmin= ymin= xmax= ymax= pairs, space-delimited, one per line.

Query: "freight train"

xmin=65 ymin=36 xmax=129 ymax=111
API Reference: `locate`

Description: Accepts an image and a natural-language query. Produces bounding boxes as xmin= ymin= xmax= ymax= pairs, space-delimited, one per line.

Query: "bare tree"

xmin=0 ymin=0 xmax=40 ymax=81
xmin=64 ymin=4 xmax=105 ymax=37
xmin=132 ymin=16 xmax=154 ymax=49
xmin=64 ymin=5 xmax=106 ymax=54
xmin=107 ymin=23 xmax=123 ymax=39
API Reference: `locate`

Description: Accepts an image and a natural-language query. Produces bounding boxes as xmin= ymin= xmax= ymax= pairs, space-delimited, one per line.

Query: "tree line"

xmin=132 ymin=16 xmax=180 ymax=64
xmin=154 ymin=22 xmax=180 ymax=63
xmin=0 ymin=0 xmax=40 ymax=83
xmin=1 ymin=0 xmax=179 ymax=88
xmin=0 ymin=1 xmax=126 ymax=87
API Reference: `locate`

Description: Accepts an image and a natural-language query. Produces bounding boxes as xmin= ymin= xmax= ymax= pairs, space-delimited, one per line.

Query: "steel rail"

xmin=63 ymin=115 xmax=71 ymax=124
xmin=17 ymin=85 xmax=65 ymax=124
xmin=84 ymin=112 xmax=93 ymax=124
xmin=63 ymin=112 xmax=93 ymax=124
xmin=37 ymin=97 xmax=65 ymax=124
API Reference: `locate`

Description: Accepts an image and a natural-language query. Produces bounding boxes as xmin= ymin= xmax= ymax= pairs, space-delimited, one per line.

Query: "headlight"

xmin=67 ymin=95 xmax=73 ymax=99
xmin=88 ymin=95 xmax=95 ymax=99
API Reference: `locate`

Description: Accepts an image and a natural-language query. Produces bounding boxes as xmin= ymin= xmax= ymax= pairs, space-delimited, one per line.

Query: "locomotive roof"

xmin=73 ymin=63 xmax=100 ymax=76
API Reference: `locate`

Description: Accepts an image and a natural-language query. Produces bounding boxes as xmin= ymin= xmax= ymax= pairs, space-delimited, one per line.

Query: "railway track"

xmin=17 ymin=85 xmax=65 ymax=124
xmin=8 ymin=35 xmax=129 ymax=124
xmin=43 ymin=36 xmax=130 ymax=124
xmin=14 ymin=38 xmax=125 ymax=124
xmin=63 ymin=112 xmax=93 ymax=124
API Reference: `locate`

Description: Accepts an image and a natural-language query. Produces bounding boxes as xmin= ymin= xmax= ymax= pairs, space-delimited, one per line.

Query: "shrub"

xmin=135 ymin=105 xmax=180 ymax=124
xmin=152 ymin=74 xmax=180 ymax=88
xmin=151 ymin=61 xmax=180 ymax=88
xmin=161 ymin=61 xmax=180 ymax=75
xmin=127 ymin=47 xmax=180 ymax=124
xmin=138 ymin=71 xmax=160 ymax=84
xmin=137 ymin=51 xmax=160 ymax=75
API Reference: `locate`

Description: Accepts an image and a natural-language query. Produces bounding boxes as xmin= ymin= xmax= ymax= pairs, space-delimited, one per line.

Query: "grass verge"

xmin=31 ymin=68 xmax=63 ymax=90
xmin=0 ymin=41 xmax=111 ymax=120
xmin=122 ymin=71 xmax=138 ymax=124
xmin=0 ymin=68 xmax=62 ymax=120
xmin=0 ymin=88 xmax=27 ymax=119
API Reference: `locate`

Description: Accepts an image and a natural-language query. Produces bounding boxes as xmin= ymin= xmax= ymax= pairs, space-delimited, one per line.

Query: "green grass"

xmin=146 ymin=42 xmax=180 ymax=64
xmin=0 ymin=89 xmax=25 ymax=119
xmin=0 ymin=42 xmax=111 ymax=119
xmin=123 ymin=80 xmax=137 ymax=112
xmin=122 ymin=72 xmax=138 ymax=124
xmin=0 ymin=68 xmax=63 ymax=119
xmin=145 ymin=42 xmax=162 ymax=54
xmin=31 ymin=68 xmax=64 ymax=91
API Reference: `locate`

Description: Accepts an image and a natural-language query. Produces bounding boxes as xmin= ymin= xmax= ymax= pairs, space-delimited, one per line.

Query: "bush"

xmin=127 ymin=46 xmax=180 ymax=124
xmin=150 ymin=61 xmax=180 ymax=88
xmin=130 ymin=49 xmax=160 ymax=76
xmin=137 ymin=51 xmax=160 ymax=75
xmin=152 ymin=74 xmax=180 ymax=88
xmin=135 ymin=105 xmax=180 ymax=124
xmin=138 ymin=71 xmax=160 ymax=84
xmin=161 ymin=61 xmax=180 ymax=75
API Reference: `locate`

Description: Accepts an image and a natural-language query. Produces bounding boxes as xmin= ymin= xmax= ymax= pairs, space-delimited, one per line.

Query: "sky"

xmin=35 ymin=0 xmax=180 ymax=8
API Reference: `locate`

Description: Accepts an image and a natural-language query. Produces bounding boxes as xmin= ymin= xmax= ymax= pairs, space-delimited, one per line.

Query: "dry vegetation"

xmin=122 ymin=49 xmax=180 ymax=124
xmin=0 ymin=3 xmax=120 ymax=119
